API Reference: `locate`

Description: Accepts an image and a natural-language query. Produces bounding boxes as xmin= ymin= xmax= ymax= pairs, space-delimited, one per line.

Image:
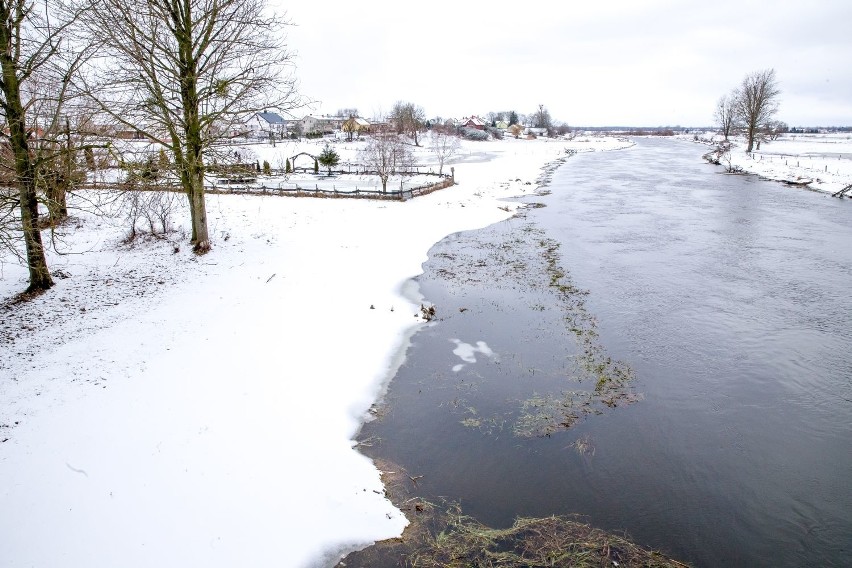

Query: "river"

xmin=356 ymin=138 xmax=852 ymax=567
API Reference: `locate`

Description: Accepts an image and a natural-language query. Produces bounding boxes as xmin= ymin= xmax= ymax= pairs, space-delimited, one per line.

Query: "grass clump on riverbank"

xmin=406 ymin=512 xmax=688 ymax=568
xmin=339 ymin=460 xmax=688 ymax=568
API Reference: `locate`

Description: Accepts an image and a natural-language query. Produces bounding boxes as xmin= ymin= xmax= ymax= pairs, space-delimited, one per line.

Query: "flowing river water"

xmin=356 ymin=138 xmax=852 ymax=567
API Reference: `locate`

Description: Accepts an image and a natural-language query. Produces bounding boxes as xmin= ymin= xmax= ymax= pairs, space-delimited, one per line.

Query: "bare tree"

xmin=26 ymin=71 xmax=92 ymax=227
xmin=359 ymin=132 xmax=414 ymax=192
xmin=734 ymin=69 xmax=781 ymax=153
xmin=0 ymin=0 xmax=82 ymax=292
xmin=75 ymin=0 xmax=301 ymax=253
xmin=485 ymin=111 xmax=506 ymax=126
xmin=765 ymin=120 xmax=788 ymax=141
xmin=714 ymin=91 xmax=738 ymax=141
xmin=532 ymin=104 xmax=552 ymax=130
xmin=390 ymin=101 xmax=426 ymax=146
xmin=428 ymin=128 xmax=460 ymax=175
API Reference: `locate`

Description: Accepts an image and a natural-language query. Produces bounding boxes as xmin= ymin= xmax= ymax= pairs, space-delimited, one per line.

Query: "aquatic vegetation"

xmin=339 ymin=460 xmax=689 ymax=568
xmin=516 ymin=235 xmax=640 ymax=436
xmin=419 ymin=214 xmax=640 ymax=439
xmin=570 ymin=433 xmax=596 ymax=458
xmin=513 ymin=392 xmax=584 ymax=437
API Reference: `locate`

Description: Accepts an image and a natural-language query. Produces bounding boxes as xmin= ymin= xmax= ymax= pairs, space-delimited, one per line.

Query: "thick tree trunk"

xmin=176 ymin=150 xmax=210 ymax=253
xmin=0 ymin=36 xmax=53 ymax=292
xmin=187 ymin=162 xmax=210 ymax=253
xmin=46 ymin=158 xmax=69 ymax=226
xmin=19 ymin=180 xmax=53 ymax=291
xmin=50 ymin=124 xmax=73 ymax=224
xmin=176 ymin=13 xmax=210 ymax=255
xmin=46 ymin=184 xmax=68 ymax=225
xmin=745 ymin=124 xmax=755 ymax=154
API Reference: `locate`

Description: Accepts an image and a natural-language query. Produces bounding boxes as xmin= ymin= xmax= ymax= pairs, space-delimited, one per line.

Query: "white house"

xmin=300 ymin=115 xmax=343 ymax=135
xmin=244 ymin=112 xmax=287 ymax=138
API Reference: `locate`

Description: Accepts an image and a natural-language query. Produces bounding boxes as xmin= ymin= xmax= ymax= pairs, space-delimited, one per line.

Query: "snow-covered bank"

xmin=0 ymin=135 xmax=629 ymax=567
xmin=690 ymin=132 xmax=852 ymax=195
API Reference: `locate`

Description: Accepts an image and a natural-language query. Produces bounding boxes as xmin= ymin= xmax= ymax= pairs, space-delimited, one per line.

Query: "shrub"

xmin=262 ymin=160 xmax=271 ymax=175
xmin=460 ymin=127 xmax=489 ymax=141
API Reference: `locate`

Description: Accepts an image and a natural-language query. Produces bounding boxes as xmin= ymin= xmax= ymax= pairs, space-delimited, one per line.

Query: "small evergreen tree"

xmin=317 ymin=144 xmax=340 ymax=176
xmin=285 ymin=158 xmax=292 ymax=173
xmin=313 ymin=157 xmax=319 ymax=174
xmin=262 ymin=160 xmax=271 ymax=175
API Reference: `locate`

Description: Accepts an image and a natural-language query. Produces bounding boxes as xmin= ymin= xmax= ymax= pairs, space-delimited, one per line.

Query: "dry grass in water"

xmin=339 ymin=459 xmax=688 ymax=568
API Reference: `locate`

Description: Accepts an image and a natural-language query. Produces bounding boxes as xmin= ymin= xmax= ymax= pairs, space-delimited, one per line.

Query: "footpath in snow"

xmin=0 ymin=135 xmax=631 ymax=567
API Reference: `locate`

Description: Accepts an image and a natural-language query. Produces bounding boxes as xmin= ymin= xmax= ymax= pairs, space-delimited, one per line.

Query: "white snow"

xmin=450 ymin=339 xmax=496 ymax=373
xmin=0 ymin=135 xmax=630 ymax=567
xmin=689 ymin=131 xmax=852 ymax=195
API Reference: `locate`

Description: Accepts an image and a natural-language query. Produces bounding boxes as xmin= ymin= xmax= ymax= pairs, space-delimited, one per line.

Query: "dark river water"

xmin=357 ymin=138 xmax=852 ymax=567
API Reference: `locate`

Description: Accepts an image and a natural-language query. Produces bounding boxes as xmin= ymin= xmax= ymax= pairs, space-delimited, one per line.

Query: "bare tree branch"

xmin=73 ymin=0 xmax=304 ymax=253
xmin=734 ymin=69 xmax=781 ymax=153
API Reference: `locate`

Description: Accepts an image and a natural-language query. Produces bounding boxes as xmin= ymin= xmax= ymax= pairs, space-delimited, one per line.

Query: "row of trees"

xmin=343 ymin=103 xmax=565 ymax=142
xmin=484 ymin=106 xmax=565 ymax=131
xmin=715 ymin=69 xmax=783 ymax=152
xmin=1 ymin=0 xmax=302 ymax=293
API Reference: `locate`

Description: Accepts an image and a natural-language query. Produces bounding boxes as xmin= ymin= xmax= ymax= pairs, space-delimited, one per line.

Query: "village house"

xmin=300 ymin=114 xmax=343 ymax=135
xmin=525 ymin=126 xmax=549 ymax=137
xmin=341 ymin=116 xmax=371 ymax=139
xmin=244 ymin=111 xmax=286 ymax=139
xmin=460 ymin=116 xmax=487 ymax=130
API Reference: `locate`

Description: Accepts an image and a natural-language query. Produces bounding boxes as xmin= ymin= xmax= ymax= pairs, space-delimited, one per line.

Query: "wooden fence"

xmin=80 ymin=168 xmax=456 ymax=201
xmin=212 ymin=171 xmax=455 ymax=201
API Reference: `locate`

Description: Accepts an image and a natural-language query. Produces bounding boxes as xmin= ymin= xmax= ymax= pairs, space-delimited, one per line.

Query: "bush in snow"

xmin=460 ymin=127 xmax=489 ymax=141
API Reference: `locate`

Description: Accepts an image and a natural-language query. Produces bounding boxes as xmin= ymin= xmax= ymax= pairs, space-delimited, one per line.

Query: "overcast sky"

xmin=275 ymin=0 xmax=852 ymax=127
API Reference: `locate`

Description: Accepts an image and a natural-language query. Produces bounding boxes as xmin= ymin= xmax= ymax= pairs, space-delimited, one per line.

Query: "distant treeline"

xmin=788 ymin=126 xmax=852 ymax=133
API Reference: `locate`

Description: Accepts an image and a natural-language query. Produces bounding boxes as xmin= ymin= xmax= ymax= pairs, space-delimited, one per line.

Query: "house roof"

xmin=464 ymin=116 xmax=486 ymax=126
xmin=256 ymin=112 xmax=285 ymax=124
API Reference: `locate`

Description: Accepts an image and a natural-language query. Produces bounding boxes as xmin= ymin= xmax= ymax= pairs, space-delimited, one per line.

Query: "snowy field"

xmin=0 ymin=135 xmax=631 ymax=567
xmin=690 ymin=131 xmax=852 ymax=195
